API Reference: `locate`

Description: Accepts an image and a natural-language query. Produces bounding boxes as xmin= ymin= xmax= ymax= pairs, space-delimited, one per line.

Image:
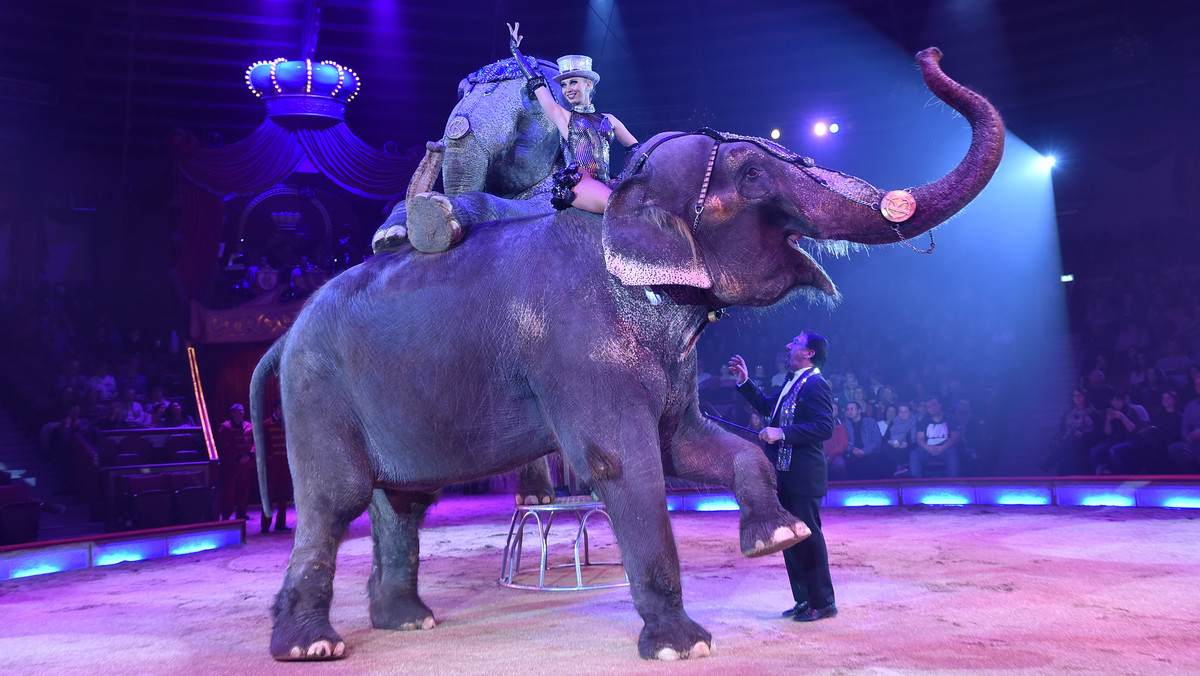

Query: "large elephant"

xmin=373 ymin=56 xmax=563 ymax=251
xmin=252 ymin=47 xmax=1003 ymax=661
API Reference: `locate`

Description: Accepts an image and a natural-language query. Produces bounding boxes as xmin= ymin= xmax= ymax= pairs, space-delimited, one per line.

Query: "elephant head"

xmin=441 ymin=57 xmax=566 ymax=199
xmin=603 ymin=47 xmax=1004 ymax=308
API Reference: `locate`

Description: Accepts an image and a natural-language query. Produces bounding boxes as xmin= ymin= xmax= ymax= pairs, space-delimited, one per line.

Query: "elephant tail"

xmin=250 ymin=336 xmax=286 ymax=527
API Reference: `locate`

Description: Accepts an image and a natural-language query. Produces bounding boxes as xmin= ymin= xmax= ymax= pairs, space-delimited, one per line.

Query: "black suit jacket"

xmin=738 ymin=371 xmax=834 ymax=496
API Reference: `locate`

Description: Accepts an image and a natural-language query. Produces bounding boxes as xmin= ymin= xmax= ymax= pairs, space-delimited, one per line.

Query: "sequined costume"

xmin=551 ymin=108 xmax=616 ymax=210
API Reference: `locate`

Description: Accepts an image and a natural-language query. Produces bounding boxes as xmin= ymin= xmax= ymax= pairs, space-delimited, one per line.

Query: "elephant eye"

xmin=745 ymin=166 xmax=763 ymax=179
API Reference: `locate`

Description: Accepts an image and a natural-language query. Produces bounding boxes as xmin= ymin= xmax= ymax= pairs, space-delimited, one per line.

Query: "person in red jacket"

xmin=217 ymin=403 xmax=254 ymax=521
xmin=261 ymin=399 xmax=293 ymax=533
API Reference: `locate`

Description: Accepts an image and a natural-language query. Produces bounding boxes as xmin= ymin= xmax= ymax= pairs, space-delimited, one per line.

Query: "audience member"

xmin=1089 ymin=392 xmax=1150 ymax=474
xmin=882 ymin=402 xmax=919 ymax=477
xmin=1168 ymin=371 xmax=1200 ymax=473
xmin=841 ymin=401 xmax=885 ymax=479
xmin=824 ymin=401 xmax=849 ymax=481
xmin=912 ymin=396 xmax=961 ymax=478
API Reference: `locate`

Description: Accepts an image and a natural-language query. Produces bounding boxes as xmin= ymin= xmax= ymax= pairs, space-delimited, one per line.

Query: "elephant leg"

xmin=550 ymin=408 xmax=711 ymax=660
xmin=367 ymin=488 xmax=438 ymax=630
xmin=408 ymin=190 xmax=471 ymax=253
xmin=514 ymin=455 xmax=555 ymax=505
xmin=270 ymin=403 xmax=374 ymax=661
xmin=670 ymin=416 xmax=810 ymax=558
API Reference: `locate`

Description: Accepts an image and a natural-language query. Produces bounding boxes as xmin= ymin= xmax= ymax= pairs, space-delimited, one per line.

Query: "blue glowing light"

xmin=977 ymin=486 xmax=1053 ymax=506
xmin=689 ymin=495 xmax=740 ymax=512
xmin=1079 ymin=494 xmax=1136 ymax=507
xmin=11 ymin=563 xmax=68 ymax=579
xmin=1037 ymin=155 xmax=1056 ymax=170
xmin=94 ymin=538 xmax=167 ymax=567
xmin=828 ymin=123 xmax=839 ymax=134
xmin=916 ymin=493 xmax=971 ymax=506
xmin=169 ymin=529 xmax=242 ymax=555
xmin=94 ymin=548 xmax=150 ymax=566
xmin=828 ymin=490 xmax=898 ymax=507
xmin=1161 ymin=497 xmax=1200 ymax=509
xmin=813 ymin=122 xmax=828 ymax=136
xmin=3 ymin=548 xmax=91 ymax=580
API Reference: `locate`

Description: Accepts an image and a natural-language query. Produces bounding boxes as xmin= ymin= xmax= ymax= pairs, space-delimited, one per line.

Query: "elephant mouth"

xmin=786 ymin=233 xmax=837 ymax=297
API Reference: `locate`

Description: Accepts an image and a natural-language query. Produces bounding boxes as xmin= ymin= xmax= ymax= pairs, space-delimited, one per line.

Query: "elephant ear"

xmin=602 ymin=176 xmax=712 ymax=289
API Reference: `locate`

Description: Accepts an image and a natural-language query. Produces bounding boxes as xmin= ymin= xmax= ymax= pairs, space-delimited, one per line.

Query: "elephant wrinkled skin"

xmin=252 ymin=47 xmax=1003 ymax=661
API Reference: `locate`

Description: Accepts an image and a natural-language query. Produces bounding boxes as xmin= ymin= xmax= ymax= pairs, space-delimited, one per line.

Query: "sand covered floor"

xmin=2 ymin=494 xmax=1198 ymax=675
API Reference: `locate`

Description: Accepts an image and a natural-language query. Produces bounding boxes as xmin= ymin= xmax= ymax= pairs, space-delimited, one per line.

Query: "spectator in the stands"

xmin=824 ymin=401 xmax=849 ymax=481
xmin=114 ymin=388 xmax=152 ymax=428
xmin=1041 ymin=388 xmax=1101 ymax=475
xmin=1166 ymin=370 xmax=1200 ymax=472
xmin=116 ymin=357 xmax=147 ymax=399
xmin=1083 ymin=368 xmax=1115 ymax=412
xmin=1144 ymin=391 xmax=1183 ymax=473
xmin=842 ymin=400 xmax=885 ymax=479
xmin=157 ymin=401 xmax=196 ymax=427
xmin=883 ymin=402 xmax=919 ymax=477
xmin=55 ymin=359 xmax=89 ymax=395
xmin=143 ymin=386 xmax=170 ymax=420
xmin=89 ymin=361 xmax=117 ymax=401
xmin=1157 ymin=339 xmax=1193 ymax=391
xmin=1131 ymin=366 xmax=1171 ymax=413
xmin=912 ymin=396 xmax=962 ymax=478
xmin=1089 ymin=392 xmax=1150 ymax=474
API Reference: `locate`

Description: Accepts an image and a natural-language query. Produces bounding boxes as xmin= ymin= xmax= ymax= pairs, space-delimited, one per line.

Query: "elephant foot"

xmin=637 ymin=613 xmax=713 ymax=660
xmin=739 ymin=509 xmax=811 ymax=558
xmin=270 ymin=615 xmax=347 ymax=661
xmin=371 ymin=223 xmax=408 ymax=252
xmin=515 ymin=491 xmax=554 ymax=505
xmin=408 ymin=192 xmax=462 ymax=253
xmin=370 ymin=596 xmax=438 ymax=631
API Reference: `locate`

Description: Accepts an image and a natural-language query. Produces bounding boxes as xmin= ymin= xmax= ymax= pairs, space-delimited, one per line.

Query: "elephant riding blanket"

xmin=251 ymin=47 xmax=1003 ymax=662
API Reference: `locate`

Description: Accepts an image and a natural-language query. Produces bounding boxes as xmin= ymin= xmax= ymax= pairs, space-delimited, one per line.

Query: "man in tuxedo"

xmin=729 ymin=331 xmax=837 ymax=622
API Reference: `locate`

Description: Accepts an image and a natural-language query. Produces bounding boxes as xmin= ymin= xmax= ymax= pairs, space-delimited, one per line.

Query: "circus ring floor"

xmin=1 ymin=485 xmax=1198 ymax=675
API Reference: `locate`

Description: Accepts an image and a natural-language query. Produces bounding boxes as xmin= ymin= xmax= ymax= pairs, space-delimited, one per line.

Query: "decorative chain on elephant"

xmin=252 ymin=46 xmax=1003 ymax=662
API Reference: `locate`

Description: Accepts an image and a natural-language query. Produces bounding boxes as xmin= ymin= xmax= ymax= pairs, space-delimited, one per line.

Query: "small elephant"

xmin=373 ymin=56 xmax=564 ymax=252
xmin=252 ymin=47 xmax=1003 ymax=661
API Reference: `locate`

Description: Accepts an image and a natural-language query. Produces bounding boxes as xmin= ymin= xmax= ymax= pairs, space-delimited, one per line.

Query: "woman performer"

xmin=507 ymin=21 xmax=638 ymax=213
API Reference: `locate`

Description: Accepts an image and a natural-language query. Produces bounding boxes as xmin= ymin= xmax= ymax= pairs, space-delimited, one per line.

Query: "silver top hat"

xmin=553 ymin=54 xmax=600 ymax=84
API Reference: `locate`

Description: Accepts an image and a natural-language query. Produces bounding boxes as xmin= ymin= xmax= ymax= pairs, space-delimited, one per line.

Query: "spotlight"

xmin=813 ymin=122 xmax=828 ymax=136
xmin=1037 ymin=155 xmax=1056 ymax=171
xmin=829 ymin=123 xmax=839 ymax=134
xmin=1060 ymin=274 xmax=1074 ymax=283
xmin=770 ymin=128 xmax=781 ymax=140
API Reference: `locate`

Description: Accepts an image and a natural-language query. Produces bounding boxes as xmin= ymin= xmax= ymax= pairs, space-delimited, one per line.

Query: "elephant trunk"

xmin=441 ymin=137 xmax=490 ymax=197
xmin=809 ymin=47 xmax=1004 ymax=245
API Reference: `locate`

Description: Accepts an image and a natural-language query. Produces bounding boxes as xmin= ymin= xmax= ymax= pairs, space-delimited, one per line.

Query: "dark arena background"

xmin=1 ymin=0 xmax=1198 ymax=673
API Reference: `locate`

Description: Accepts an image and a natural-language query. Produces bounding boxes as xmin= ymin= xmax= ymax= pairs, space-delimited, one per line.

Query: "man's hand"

xmin=759 ymin=426 xmax=784 ymax=444
xmin=851 ymin=447 xmax=866 ymax=458
xmin=927 ymin=446 xmax=943 ymax=457
xmin=728 ymin=355 xmax=749 ymax=386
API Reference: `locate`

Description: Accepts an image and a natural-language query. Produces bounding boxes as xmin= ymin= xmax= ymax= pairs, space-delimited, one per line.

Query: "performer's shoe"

xmin=274 ymin=523 xmax=291 ymax=532
xmin=781 ymin=602 xmax=810 ymax=617
xmin=407 ymin=192 xmax=462 ymax=253
xmin=792 ymin=604 xmax=838 ymax=622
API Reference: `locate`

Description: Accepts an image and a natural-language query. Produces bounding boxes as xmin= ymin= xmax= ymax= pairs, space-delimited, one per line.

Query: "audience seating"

xmin=173 ymin=485 xmax=216 ymax=524
xmin=0 ymin=500 xmax=42 ymax=544
xmin=0 ymin=470 xmax=10 ymax=485
xmin=111 ymin=453 xmax=144 ymax=467
xmin=165 ymin=433 xmax=201 ymax=455
xmin=117 ymin=435 xmax=154 ymax=463
xmin=171 ymin=450 xmax=205 ymax=463
xmin=0 ymin=483 xmax=30 ymax=506
xmin=129 ymin=489 xmax=172 ymax=529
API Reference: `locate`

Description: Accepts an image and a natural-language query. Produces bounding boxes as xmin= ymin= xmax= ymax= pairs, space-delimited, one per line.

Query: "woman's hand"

xmin=507 ymin=22 xmax=523 ymax=47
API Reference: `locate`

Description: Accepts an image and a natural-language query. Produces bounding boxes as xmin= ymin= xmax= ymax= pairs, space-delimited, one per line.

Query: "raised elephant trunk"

xmin=807 ymin=47 xmax=1005 ymax=245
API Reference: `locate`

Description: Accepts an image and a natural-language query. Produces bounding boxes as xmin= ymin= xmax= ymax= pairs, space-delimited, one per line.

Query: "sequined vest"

xmin=564 ymin=111 xmax=616 ymax=186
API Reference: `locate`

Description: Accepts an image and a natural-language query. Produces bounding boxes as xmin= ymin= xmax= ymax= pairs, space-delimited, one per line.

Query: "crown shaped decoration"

xmin=245 ymin=58 xmax=361 ymax=120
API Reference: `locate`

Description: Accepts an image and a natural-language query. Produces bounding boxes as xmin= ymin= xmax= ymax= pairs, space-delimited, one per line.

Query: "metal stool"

xmin=498 ymin=495 xmax=627 ymax=591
